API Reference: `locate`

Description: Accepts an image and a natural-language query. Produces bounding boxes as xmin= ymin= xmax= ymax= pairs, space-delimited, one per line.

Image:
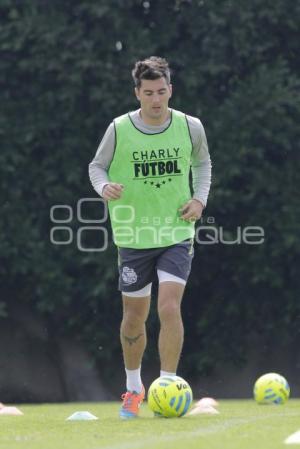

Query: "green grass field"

xmin=0 ymin=400 xmax=299 ymax=449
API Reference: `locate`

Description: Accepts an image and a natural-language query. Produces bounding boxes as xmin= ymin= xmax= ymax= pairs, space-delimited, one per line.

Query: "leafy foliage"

xmin=1 ymin=0 xmax=299 ymax=384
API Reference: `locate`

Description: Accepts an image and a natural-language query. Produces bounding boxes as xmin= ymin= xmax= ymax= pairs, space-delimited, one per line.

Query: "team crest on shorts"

xmin=122 ymin=266 xmax=137 ymax=285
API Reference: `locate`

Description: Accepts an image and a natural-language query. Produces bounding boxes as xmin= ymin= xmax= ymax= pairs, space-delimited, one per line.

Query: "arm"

xmin=189 ymin=116 xmax=212 ymax=208
xmin=88 ymin=122 xmax=123 ymax=200
xmin=180 ymin=115 xmax=212 ymax=221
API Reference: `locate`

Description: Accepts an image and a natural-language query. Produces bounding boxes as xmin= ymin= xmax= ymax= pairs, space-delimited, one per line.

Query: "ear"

xmin=169 ymin=83 xmax=173 ymax=98
xmin=135 ymin=87 xmax=140 ymax=101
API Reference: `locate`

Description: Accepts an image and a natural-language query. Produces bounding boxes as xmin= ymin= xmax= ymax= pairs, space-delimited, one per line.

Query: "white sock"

xmin=125 ymin=367 xmax=143 ymax=393
xmin=160 ymin=370 xmax=176 ymax=377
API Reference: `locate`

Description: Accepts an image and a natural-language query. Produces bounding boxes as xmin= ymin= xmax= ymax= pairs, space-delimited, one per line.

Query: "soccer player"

xmin=89 ymin=56 xmax=211 ymax=419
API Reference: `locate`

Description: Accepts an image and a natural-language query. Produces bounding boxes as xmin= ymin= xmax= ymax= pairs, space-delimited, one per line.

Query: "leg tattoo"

xmin=122 ymin=333 xmax=144 ymax=346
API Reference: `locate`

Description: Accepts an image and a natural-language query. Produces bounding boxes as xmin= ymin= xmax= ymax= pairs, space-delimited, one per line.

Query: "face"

xmin=135 ymin=77 xmax=172 ymax=125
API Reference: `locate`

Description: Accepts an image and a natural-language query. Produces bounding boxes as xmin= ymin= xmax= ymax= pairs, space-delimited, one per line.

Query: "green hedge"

xmin=1 ymin=0 xmax=299 ymax=383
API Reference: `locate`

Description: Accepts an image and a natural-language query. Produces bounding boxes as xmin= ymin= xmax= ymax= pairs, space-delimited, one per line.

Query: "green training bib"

xmin=108 ymin=109 xmax=195 ymax=248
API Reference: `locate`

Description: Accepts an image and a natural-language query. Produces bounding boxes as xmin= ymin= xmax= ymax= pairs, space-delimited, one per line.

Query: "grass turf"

xmin=0 ymin=400 xmax=299 ymax=449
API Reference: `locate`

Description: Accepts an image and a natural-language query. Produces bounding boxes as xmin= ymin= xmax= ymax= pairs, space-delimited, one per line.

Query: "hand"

xmin=179 ymin=199 xmax=204 ymax=222
xmin=102 ymin=183 xmax=124 ymax=200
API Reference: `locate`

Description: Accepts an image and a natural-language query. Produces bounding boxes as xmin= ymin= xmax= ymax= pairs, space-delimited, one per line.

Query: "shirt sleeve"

xmin=88 ymin=122 xmax=115 ymax=197
xmin=186 ymin=115 xmax=212 ymax=207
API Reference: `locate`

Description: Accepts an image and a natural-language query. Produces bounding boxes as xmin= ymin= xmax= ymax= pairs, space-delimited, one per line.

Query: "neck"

xmin=139 ymin=108 xmax=171 ymax=126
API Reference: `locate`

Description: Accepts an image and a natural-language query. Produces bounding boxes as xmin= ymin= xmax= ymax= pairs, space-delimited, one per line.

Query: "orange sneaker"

xmin=119 ymin=386 xmax=145 ymax=419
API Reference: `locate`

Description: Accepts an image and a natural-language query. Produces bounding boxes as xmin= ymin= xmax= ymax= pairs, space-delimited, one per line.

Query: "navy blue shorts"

xmin=117 ymin=239 xmax=194 ymax=292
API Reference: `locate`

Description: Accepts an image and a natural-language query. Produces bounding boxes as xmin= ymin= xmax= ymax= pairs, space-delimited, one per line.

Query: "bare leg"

xmin=120 ymin=295 xmax=151 ymax=370
xmin=157 ymin=282 xmax=185 ymax=372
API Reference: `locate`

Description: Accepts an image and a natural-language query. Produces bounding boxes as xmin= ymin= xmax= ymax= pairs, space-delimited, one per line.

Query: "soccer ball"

xmin=147 ymin=375 xmax=193 ymax=417
xmin=253 ymin=372 xmax=290 ymax=405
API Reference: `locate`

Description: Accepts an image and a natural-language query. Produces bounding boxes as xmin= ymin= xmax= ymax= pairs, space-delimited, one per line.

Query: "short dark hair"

xmin=132 ymin=56 xmax=171 ymax=88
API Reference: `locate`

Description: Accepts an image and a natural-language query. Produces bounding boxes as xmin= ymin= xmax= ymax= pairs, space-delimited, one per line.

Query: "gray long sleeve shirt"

xmin=89 ymin=109 xmax=212 ymax=206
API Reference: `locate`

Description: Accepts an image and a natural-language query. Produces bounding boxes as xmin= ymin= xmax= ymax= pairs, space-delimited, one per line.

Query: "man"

xmin=89 ymin=56 xmax=211 ymax=419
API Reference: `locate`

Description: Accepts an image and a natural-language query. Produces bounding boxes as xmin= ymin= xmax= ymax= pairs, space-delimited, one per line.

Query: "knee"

xmin=158 ymin=301 xmax=181 ymax=323
xmin=122 ymin=308 xmax=147 ymax=330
